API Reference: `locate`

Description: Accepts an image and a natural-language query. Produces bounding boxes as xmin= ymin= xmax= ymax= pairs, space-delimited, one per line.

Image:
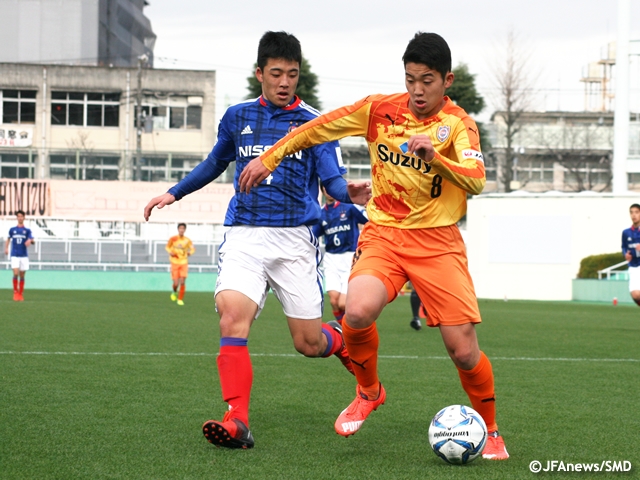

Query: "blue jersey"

xmin=169 ymin=95 xmax=347 ymax=227
xmin=313 ymin=201 xmax=368 ymax=254
xmin=622 ymin=226 xmax=640 ymax=267
xmin=8 ymin=226 xmax=33 ymax=257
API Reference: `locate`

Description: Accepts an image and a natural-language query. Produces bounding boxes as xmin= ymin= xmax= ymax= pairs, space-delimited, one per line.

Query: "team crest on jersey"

xmin=340 ymin=211 xmax=347 ymax=221
xmin=288 ymin=122 xmax=300 ymax=133
xmin=436 ymin=125 xmax=450 ymax=142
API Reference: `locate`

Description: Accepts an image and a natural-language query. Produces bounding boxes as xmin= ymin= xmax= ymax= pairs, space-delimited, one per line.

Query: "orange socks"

xmin=457 ymin=351 xmax=497 ymax=432
xmin=178 ymin=284 xmax=186 ymax=300
xmin=342 ymin=321 xmax=380 ymax=397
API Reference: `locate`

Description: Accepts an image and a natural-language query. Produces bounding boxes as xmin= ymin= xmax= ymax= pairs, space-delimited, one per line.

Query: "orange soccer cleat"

xmin=335 ymin=384 xmax=386 ymax=437
xmin=482 ymin=431 xmax=509 ymax=460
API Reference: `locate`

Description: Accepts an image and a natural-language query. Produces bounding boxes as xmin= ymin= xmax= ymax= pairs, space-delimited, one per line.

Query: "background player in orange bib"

xmin=239 ymin=32 xmax=508 ymax=460
xmin=166 ymin=223 xmax=195 ymax=306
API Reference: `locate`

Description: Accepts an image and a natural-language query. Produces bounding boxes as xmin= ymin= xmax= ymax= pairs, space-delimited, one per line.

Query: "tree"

xmin=446 ymin=63 xmax=490 ymax=150
xmin=246 ymin=54 xmax=322 ymax=110
xmin=491 ymin=30 xmax=536 ymax=192
xmin=446 ymin=63 xmax=485 ymax=115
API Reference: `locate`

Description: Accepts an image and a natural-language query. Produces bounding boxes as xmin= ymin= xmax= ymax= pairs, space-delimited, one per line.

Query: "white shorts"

xmin=322 ymin=251 xmax=353 ymax=294
xmin=215 ymin=226 xmax=323 ymax=319
xmin=11 ymin=256 xmax=29 ymax=271
xmin=629 ymin=266 xmax=640 ymax=292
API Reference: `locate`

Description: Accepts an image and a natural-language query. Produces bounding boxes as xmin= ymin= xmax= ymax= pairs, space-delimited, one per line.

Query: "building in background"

xmin=0 ymin=63 xmax=218 ymax=182
xmin=0 ymin=0 xmax=156 ymax=67
xmin=487 ymin=110 xmax=640 ymax=193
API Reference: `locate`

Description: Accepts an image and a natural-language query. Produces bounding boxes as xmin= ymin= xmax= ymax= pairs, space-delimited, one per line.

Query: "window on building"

xmin=1 ymin=90 xmax=37 ymax=124
xmin=132 ymin=155 xmax=230 ymax=182
xmin=135 ymin=95 xmax=202 ymax=130
xmin=0 ymin=153 xmax=35 ymax=178
xmin=563 ymin=161 xmax=611 ymax=191
xmin=515 ymin=160 xmax=555 ymax=183
xmin=51 ymin=92 xmax=120 ymax=127
xmin=50 ymin=154 xmax=120 ymax=180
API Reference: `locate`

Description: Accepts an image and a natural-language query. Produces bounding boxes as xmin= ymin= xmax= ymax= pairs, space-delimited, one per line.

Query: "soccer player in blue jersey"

xmin=313 ymin=184 xmax=368 ymax=322
xmin=144 ymin=31 xmax=371 ymax=449
xmin=4 ymin=210 xmax=34 ymax=302
xmin=622 ymin=203 xmax=640 ymax=306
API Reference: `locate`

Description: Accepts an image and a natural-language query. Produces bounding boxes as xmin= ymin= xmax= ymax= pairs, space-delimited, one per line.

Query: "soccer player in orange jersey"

xmin=239 ymin=32 xmax=508 ymax=460
xmin=166 ymin=223 xmax=195 ymax=306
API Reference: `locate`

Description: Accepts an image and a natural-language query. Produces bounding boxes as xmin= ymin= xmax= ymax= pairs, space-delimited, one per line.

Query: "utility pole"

xmin=135 ymin=54 xmax=148 ymax=181
xmin=612 ymin=0 xmax=630 ymax=194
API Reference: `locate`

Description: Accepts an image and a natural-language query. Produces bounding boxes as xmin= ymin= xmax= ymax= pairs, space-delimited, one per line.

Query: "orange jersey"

xmin=166 ymin=235 xmax=194 ymax=265
xmin=260 ymin=94 xmax=485 ymax=228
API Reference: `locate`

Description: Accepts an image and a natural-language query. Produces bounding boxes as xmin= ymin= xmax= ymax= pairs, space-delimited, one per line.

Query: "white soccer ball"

xmin=428 ymin=405 xmax=487 ymax=465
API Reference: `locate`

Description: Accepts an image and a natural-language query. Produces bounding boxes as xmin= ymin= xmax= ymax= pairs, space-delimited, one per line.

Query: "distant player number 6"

xmin=333 ymin=236 xmax=341 ymax=247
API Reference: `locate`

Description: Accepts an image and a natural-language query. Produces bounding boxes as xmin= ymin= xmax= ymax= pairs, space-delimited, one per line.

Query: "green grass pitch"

xmin=1 ymin=290 xmax=639 ymax=479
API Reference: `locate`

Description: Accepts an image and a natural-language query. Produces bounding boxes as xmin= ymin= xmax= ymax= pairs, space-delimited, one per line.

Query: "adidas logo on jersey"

xmin=241 ymin=125 xmax=253 ymax=135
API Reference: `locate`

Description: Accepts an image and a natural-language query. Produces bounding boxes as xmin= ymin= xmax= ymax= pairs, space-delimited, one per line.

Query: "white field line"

xmin=0 ymin=351 xmax=637 ymax=362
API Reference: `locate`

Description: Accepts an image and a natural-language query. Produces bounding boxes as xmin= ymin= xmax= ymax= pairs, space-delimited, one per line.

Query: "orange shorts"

xmin=171 ymin=263 xmax=188 ymax=280
xmin=350 ymin=222 xmax=481 ymax=327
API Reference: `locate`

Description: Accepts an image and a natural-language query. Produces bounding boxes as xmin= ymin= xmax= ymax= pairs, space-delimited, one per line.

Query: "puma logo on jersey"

xmin=341 ymin=421 xmax=363 ymax=433
xmin=241 ymin=125 xmax=253 ymax=135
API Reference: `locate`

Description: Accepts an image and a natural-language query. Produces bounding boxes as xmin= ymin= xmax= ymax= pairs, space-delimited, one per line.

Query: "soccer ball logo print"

xmin=428 ymin=405 xmax=487 ymax=464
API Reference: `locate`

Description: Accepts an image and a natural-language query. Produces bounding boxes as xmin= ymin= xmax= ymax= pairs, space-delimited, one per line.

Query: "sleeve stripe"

xmin=433 ymin=153 xmax=485 ymax=179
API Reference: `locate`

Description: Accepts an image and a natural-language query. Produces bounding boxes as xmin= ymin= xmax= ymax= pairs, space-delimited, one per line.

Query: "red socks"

xmin=321 ymin=323 xmax=344 ymax=357
xmin=178 ymin=284 xmax=185 ymax=300
xmin=13 ymin=277 xmax=18 ymax=292
xmin=217 ymin=340 xmax=252 ymax=426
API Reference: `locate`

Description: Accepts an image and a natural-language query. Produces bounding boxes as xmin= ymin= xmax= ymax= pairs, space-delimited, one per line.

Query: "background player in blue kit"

xmin=622 ymin=203 xmax=640 ymax=306
xmin=4 ymin=210 xmax=34 ymax=302
xmin=144 ymin=31 xmax=371 ymax=450
xmin=313 ymin=183 xmax=368 ymax=322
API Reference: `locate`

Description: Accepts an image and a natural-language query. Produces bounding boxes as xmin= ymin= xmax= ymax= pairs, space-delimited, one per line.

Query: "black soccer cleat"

xmin=410 ymin=317 xmax=422 ymax=331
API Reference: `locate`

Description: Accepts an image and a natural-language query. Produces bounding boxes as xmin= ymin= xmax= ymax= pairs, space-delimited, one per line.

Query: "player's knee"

xmin=344 ymin=305 xmax=377 ymax=329
xmin=448 ymin=346 xmax=478 ymax=370
xmin=292 ymin=337 xmax=323 ymax=357
xmin=218 ymin=312 xmax=251 ymax=338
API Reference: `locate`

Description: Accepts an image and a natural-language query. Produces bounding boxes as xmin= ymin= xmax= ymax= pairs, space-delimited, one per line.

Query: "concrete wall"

xmin=466 ymin=192 xmax=640 ymax=301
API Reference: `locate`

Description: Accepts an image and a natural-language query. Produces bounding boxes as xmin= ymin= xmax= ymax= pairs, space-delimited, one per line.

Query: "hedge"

xmin=577 ymin=252 xmax=627 ymax=279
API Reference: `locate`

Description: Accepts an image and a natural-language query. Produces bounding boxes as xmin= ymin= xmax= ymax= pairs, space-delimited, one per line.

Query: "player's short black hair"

xmin=256 ymin=31 xmax=302 ymax=70
xmin=178 ymin=223 xmax=187 ymax=229
xmin=630 ymin=204 xmax=640 ymax=211
xmin=16 ymin=210 xmax=25 ymax=216
xmin=402 ymin=32 xmax=451 ymax=81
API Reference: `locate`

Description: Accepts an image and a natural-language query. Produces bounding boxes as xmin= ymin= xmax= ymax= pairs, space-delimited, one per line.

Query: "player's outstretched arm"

xmin=238 ymin=158 xmax=271 ymax=194
xmin=347 ymin=181 xmax=372 ymax=206
xmin=144 ymin=193 xmax=176 ymax=221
